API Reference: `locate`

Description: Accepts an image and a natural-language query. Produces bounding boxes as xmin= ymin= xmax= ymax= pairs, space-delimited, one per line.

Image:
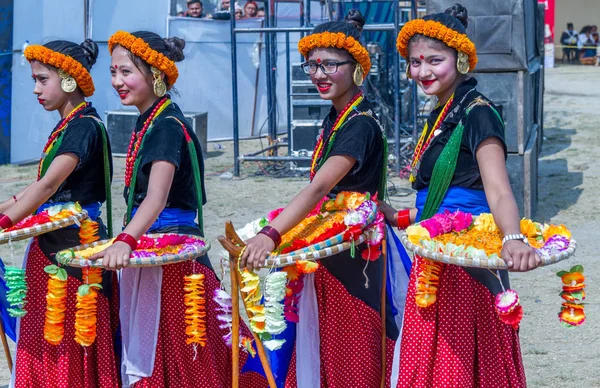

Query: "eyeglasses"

xmin=300 ymin=60 xmax=355 ymax=75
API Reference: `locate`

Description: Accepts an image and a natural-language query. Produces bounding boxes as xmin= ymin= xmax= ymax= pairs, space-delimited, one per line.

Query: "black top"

xmin=47 ymin=104 xmax=112 ymax=205
xmin=413 ymin=78 xmax=507 ymax=191
xmin=321 ymin=98 xmax=385 ymax=197
xmin=124 ymin=97 xmax=207 ymax=210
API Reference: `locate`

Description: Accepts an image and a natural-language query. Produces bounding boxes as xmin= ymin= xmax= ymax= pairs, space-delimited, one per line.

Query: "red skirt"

xmin=13 ymin=238 xmax=120 ymax=388
xmin=397 ymin=258 xmax=526 ymax=388
xmin=132 ymin=260 xmax=266 ymax=388
xmin=285 ymin=266 xmax=395 ymax=387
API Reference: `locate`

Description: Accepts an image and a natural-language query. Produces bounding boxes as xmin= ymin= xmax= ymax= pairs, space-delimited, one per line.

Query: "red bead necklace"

xmin=37 ymin=101 xmax=89 ymax=180
xmin=309 ymin=91 xmax=363 ymax=181
xmin=124 ymin=97 xmax=170 ymax=187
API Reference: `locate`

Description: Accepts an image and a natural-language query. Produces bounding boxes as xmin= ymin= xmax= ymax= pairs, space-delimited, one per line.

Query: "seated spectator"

xmin=187 ymin=0 xmax=207 ymax=18
xmin=220 ymin=0 xmax=231 ymax=11
xmin=560 ymin=23 xmax=579 ymax=63
xmin=235 ymin=3 xmax=244 ymax=19
xmin=579 ymin=30 xmax=597 ymax=65
xmin=244 ymin=1 xmax=258 ymax=18
xmin=256 ymin=7 xmax=265 ymax=18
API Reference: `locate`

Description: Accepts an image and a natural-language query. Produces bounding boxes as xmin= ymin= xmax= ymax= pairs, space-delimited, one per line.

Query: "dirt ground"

xmin=1 ymin=65 xmax=599 ymax=386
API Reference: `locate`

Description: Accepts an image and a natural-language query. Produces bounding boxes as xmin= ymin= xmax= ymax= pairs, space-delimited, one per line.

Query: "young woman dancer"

xmin=383 ymin=4 xmax=540 ymax=387
xmin=92 ymin=30 xmax=265 ymax=387
xmin=2 ymin=39 xmax=118 ymax=387
xmin=241 ymin=10 xmax=398 ymax=387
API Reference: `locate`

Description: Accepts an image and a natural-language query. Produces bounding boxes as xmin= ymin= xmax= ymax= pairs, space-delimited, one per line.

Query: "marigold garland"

xmin=43 ymin=266 xmax=68 ymax=345
xmin=396 ymin=19 xmax=478 ymax=71
xmin=557 ymin=266 xmax=586 ymax=327
xmin=79 ymin=218 xmax=100 ymax=244
xmin=108 ymin=31 xmax=179 ymax=86
xmin=414 ymin=257 xmax=442 ymax=308
xmin=298 ymin=32 xmax=371 ymax=79
xmin=183 ymin=273 xmax=207 ymax=346
xmin=24 ymin=45 xmax=95 ymax=96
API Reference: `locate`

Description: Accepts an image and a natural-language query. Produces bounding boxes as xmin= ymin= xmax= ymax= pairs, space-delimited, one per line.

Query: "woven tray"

xmin=399 ymin=231 xmax=577 ymax=270
xmin=55 ymin=233 xmax=210 ymax=268
xmin=263 ymin=233 xmax=368 ymax=268
xmin=0 ymin=210 xmax=88 ymax=245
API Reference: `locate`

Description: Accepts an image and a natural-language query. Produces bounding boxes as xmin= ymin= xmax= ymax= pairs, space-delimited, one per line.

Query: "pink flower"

xmin=420 ymin=218 xmax=443 ymax=238
xmin=137 ymin=236 xmax=155 ymax=249
xmin=451 ymin=211 xmax=472 ymax=231
xmin=432 ymin=211 xmax=453 ymax=234
xmin=267 ymin=208 xmax=284 ymax=222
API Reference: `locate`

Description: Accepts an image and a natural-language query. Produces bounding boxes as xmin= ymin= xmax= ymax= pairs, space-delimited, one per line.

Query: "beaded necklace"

xmin=409 ymin=94 xmax=454 ymax=183
xmin=309 ymin=91 xmax=364 ymax=181
xmin=124 ymin=97 xmax=172 ymax=187
xmin=37 ymin=101 xmax=89 ymax=180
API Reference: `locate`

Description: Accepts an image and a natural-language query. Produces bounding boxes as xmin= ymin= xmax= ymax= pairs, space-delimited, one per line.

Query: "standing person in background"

xmin=388 ymin=3 xmax=540 ymax=387
xmin=5 ymin=39 xmax=118 ymax=388
xmin=94 ymin=30 xmax=266 ymax=387
xmin=244 ymin=1 xmax=258 ymax=18
xmin=187 ymin=0 xmax=207 ymax=18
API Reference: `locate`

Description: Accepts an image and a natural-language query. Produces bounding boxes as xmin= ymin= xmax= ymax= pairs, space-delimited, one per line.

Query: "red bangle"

xmin=258 ymin=225 xmax=282 ymax=247
xmin=114 ymin=233 xmax=138 ymax=250
xmin=0 ymin=214 xmax=13 ymax=230
xmin=397 ymin=209 xmax=411 ymax=230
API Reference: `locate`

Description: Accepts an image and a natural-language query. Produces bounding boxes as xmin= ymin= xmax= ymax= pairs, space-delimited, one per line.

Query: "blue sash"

xmin=131 ymin=207 xmax=197 ymax=233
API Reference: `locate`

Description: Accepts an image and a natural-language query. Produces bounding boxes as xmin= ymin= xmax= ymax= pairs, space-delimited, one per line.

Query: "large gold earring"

xmin=405 ymin=64 xmax=412 ymax=79
xmin=151 ymin=67 xmax=167 ymax=97
xmin=457 ymin=52 xmax=470 ymax=74
xmin=353 ymin=65 xmax=364 ymax=86
xmin=58 ymin=69 xmax=77 ymax=93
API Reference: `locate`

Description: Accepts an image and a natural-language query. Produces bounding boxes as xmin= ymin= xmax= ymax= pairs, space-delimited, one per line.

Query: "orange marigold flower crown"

xmin=108 ymin=31 xmax=179 ymax=86
xmin=396 ymin=19 xmax=478 ymax=71
xmin=298 ymin=32 xmax=371 ymax=79
xmin=24 ymin=45 xmax=95 ymax=97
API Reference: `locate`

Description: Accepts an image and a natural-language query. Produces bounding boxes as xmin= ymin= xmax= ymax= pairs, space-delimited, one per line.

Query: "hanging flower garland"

xmin=43 ymin=265 xmax=68 ymax=345
xmin=73 ymin=267 xmax=103 ymax=346
xmin=262 ymin=271 xmax=288 ymax=351
xmin=557 ymin=265 xmax=586 ymax=327
xmin=214 ymin=289 xmax=234 ymax=346
xmin=240 ymin=268 xmax=266 ymax=336
xmin=5 ymin=267 xmax=28 ymax=318
xmin=79 ymin=218 xmax=100 ymax=244
xmin=183 ymin=273 xmax=207 ymax=347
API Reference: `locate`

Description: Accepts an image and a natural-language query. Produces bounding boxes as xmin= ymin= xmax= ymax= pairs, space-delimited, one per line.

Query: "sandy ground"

xmin=1 ymin=65 xmax=599 ymax=386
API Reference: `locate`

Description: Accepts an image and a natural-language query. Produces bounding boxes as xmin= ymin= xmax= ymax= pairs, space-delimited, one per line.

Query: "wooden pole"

xmin=380 ymin=235 xmax=388 ymax=388
xmin=230 ymin=255 xmax=240 ymax=388
xmin=0 ymin=317 xmax=13 ymax=373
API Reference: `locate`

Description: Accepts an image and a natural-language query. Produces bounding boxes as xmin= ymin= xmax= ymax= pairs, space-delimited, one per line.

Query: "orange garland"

xmin=298 ymin=32 xmax=371 ymax=79
xmin=74 ymin=267 xmax=103 ymax=346
xmin=79 ymin=218 xmax=100 ymax=244
xmin=396 ymin=19 xmax=478 ymax=71
xmin=108 ymin=31 xmax=179 ymax=86
xmin=24 ymin=45 xmax=95 ymax=97
xmin=415 ymin=257 xmax=442 ymax=308
xmin=183 ymin=273 xmax=207 ymax=346
xmin=43 ymin=273 xmax=68 ymax=345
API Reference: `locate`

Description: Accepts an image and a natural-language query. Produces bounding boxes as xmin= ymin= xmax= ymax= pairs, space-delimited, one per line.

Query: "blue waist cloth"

xmin=38 ymin=202 xmax=102 ymax=229
xmin=415 ymin=186 xmax=490 ymax=221
xmin=131 ymin=207 xmax=197 ymax=232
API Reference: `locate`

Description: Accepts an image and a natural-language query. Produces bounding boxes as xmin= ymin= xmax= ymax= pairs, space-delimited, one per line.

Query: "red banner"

xmin=539 ymin=0 xmax=555 ymax=41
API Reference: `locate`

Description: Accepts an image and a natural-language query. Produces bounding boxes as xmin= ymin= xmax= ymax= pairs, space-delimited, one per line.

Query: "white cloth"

xmin=120 ymin=266 xmax=163 ymax=387
xmin=295 ymin=272 xmax=320 ymax=388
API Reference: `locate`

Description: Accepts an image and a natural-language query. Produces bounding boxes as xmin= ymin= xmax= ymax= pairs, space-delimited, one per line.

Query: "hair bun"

xmin=80 ymin=39 xmax=99 ymax=67
xmin=163 ymin=37 xmax=186 ymax=62
xmin=344 ymin=9 xmax=366 ymax=33
xmin=445 ymin=3 xmax=469 ymax=29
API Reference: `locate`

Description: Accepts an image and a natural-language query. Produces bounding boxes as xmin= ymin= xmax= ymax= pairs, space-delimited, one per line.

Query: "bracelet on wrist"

xmin=0 ymin=214 xmax=13 ymax=230
xmin=114 ymin=233 xmax=138 ymax=250
xmin=258 ymin=225 xmax=282 ymax=247
xmin=397 ymin=209 xmax=411 ymax=230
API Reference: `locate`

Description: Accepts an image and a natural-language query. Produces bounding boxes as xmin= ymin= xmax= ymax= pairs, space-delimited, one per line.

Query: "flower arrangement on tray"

xmin=1 ymin=202 xmax=84 ymax=233
xmin=219 ymin=191 xmax=384 ymax=351
xmin=57 ymin=234 xmax=207 ymax=263
xmin=403 ymin=210 xmax=579 ymax=329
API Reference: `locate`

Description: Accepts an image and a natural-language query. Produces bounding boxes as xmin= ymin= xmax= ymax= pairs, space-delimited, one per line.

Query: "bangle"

xmin=396 ymin=209 xmax=411 ymax=230
xmin=12 ymin=196 xmax=17 ymax=203
xmin=0 ymin=214 xmax=13 ymax=230
xmin=258 ymin=225 xmax=282 ymax=247
xmin=114 ymin=233 xmax=138 ymax=250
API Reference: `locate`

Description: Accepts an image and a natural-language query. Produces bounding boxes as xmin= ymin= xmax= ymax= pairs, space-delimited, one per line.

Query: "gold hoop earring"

xmin=457 ymin=52 xmax=470 ymax=75
xmin=353 ymin=65 xmax=364 ymax=86
xmin=151 ymin=67 xmax=167 ymax=97
xmin=58 ymin=69 xmax=77 ymax=93
xmin=405 ymin=64 xmax=412 ymax=79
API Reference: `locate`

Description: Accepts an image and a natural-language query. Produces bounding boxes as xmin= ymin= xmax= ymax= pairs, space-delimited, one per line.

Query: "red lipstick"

xmin=421 ymin=79 xmax=436 ymax=87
